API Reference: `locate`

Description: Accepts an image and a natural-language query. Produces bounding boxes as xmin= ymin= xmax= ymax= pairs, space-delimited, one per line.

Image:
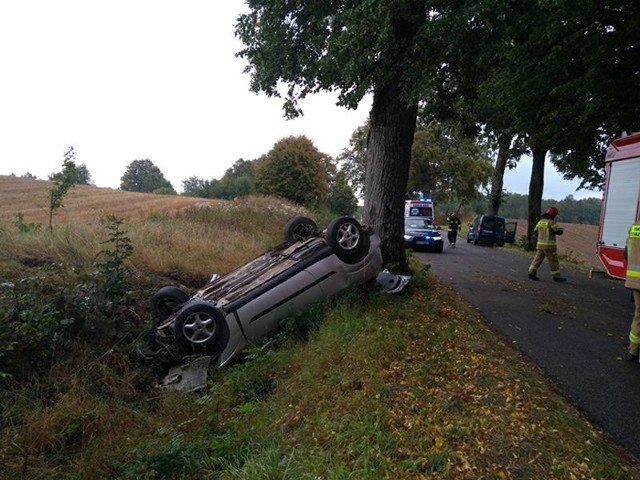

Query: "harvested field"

xmin=510 ymin=218 xmax=600 ymax=269
xmin=0 ymin=175 xmax=226 ymax=224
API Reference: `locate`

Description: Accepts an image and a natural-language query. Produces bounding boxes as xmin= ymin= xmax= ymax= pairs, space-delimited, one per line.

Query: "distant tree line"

xmin=111 ymin=135 xmax=358 ymax=217
xmin=38 ymin=130 xmax=603 ymax=226
xmin=180 ymin=136 xmax=358 ymax=217
xmin=467 ymin=193 xmax=602 ymax=225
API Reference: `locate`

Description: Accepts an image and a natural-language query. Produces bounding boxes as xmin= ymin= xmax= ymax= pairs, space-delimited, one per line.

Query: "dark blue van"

xmin=467 ymin=215 xmax=516 ymax=246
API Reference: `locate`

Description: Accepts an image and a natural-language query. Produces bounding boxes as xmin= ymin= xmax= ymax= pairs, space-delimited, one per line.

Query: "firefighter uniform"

xmin=625 ymin=221 xmax=640 ymax=360
xmin=528 ymin=206 xmax=566 ymax=282
xmin=447 ymin=213 xmax=461 ymax=247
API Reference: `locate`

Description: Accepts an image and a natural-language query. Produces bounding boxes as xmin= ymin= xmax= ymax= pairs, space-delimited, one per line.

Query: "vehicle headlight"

xmin=404 ymin=234 xmax=412 ymax=240
xmin=432 ymin=234 xmax=442 ymax=240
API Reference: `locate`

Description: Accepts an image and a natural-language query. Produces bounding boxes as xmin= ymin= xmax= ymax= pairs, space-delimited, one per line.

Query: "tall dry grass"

xmin=0 ymin=174 xmax=310 ymax=285
xmin=126 ymin=198 xmax=308 ymax=282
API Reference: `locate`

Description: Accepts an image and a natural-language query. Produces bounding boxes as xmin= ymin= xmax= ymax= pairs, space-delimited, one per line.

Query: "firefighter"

xmin=527 ymin=206 xmax=567 ymax=282
xmin=624 ymin=220 xmax=640 ymax=361
xmin=447 ymin=212 xmax=462 ymax=247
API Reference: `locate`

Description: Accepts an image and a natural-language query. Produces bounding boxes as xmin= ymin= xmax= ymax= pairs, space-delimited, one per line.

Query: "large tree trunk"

xmin=488 ymin=134 xmax=512 ymax=215
xmin=526 ymin=146 xmax=547 ymax=250
xmin=363 ymin=83 xmax=418 ymax=274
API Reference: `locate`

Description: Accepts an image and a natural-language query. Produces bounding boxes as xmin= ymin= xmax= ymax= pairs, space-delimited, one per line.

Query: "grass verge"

xmin=2 ymin=259 xmax=638 ymax=479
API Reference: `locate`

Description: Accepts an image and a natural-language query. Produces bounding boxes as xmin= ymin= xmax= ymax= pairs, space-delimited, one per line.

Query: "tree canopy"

xmin=49 ymin=162 xmax=92 ymax=185
xmin=255 ymin=136 xmax=328 ymax=206
xmin=407 ymin=123 xmax=493 ymax=205
xmin=120 ymin=159 xmax=176 ymax=194
xmin=235 ymin=0 xmax=640 ymax=268
xmin=236 ymin=1 xmax=515 ymax=271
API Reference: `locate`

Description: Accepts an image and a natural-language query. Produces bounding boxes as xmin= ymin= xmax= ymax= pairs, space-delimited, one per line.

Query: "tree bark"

xmin=526 ymin=146 xmax=547 ymax=250
xmin=363 ymin=83 xmax=418 ymax=274
xmin=488 ymin=134 xmax=512 ymax=216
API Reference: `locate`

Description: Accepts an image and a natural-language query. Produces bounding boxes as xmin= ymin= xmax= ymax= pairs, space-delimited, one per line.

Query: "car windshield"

xmin=405 ymin=218 xmax=433 ymax=229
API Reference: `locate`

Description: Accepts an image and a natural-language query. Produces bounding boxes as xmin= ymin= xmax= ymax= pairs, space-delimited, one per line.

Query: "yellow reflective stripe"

xmin=627 ymin=268 xmax=640 ymax=278
xmin=630 ymin=332 xmax=640 ymax=346
xmin=630 ymin=225 xmax=640 ymax=238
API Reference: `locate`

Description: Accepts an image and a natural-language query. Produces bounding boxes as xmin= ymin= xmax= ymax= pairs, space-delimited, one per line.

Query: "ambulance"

xmin=405 ymin=196 xmax=434 ymax=222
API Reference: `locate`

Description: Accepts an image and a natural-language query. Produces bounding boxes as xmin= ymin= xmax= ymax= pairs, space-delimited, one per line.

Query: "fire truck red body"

xmin=597 ymin=132 xmax=640 ymax=279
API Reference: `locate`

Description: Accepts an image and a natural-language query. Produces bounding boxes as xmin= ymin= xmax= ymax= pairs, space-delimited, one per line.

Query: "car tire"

xmin=325 ymin=216 xmax=368 ymax=262
xmin=473 ymin=237 xmax=479 ymax=245
xmin=435 ymin=245 xmax=444 ymax=253
xmin=174 ymin=301 xmax=229 ymax=355
xmin=498 ymin=241 xmax=505 ymax=247
xmin=284 ymin=216 xmax=318 ymax=243
xmin=150 ymin=286 xmax=190 ymax=323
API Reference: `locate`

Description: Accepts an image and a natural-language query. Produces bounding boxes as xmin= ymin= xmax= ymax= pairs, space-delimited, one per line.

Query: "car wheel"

xmin=498 ymin=241 xmax=505 ymax=247
xmin=325 ymin=216 xmax=368 ymax=262
xmin=150 ymin=286 xmax=190 ymax=323
xmin=473 ymin=237 xmax=479 ymax=245
xmin=284 ymin=216 xmax=318 ymax=243
xmin=174 ymin=301 xmax=229 ymax=355
xmin=435 ymin=245 xmax=444 ymax=253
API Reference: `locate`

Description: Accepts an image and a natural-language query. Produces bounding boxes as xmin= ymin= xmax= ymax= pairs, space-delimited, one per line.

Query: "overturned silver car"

xmin=139 ymin=216 xmax=382 ymax=368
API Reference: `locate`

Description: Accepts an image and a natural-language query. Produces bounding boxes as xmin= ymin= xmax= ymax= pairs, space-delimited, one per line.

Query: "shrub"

xmin=0 ymin=217 xmax=137 ymax=380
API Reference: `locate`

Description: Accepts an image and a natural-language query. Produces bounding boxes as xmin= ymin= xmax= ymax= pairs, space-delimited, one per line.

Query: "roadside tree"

xmin=407 ymin=123 xmax=493 ymax=208
xmin=235 ymin=2 xmax=458 ymax=272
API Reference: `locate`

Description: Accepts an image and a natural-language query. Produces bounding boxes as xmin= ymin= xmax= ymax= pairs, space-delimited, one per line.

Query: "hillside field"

xmin=0 ymin=175 xmax=226 ymax=225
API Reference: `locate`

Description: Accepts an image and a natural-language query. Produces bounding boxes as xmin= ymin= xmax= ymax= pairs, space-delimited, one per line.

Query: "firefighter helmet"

xmin=545 ymin=206 xmax=559 ymax=218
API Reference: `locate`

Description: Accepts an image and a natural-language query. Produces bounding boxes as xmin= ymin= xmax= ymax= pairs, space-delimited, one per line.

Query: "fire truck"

xmin=597 ymin=132 xmax=640 ymax=279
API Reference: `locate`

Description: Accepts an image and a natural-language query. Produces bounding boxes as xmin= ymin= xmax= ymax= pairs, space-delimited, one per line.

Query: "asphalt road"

xmin=414 ymin=238 xmax=640 ymax=460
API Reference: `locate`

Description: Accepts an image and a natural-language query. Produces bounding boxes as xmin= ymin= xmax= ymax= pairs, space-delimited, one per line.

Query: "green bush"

xmin=0 ymin=217 xmax=136 ymax=380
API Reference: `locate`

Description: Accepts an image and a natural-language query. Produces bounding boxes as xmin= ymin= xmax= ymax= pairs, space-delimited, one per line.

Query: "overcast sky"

xmin=0 ymin=0 xmax=598 ymax=200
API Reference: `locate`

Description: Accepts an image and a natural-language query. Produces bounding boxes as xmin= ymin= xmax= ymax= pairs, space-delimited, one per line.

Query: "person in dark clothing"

xmin=447 ymin=212 xmax=462 ymax=247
